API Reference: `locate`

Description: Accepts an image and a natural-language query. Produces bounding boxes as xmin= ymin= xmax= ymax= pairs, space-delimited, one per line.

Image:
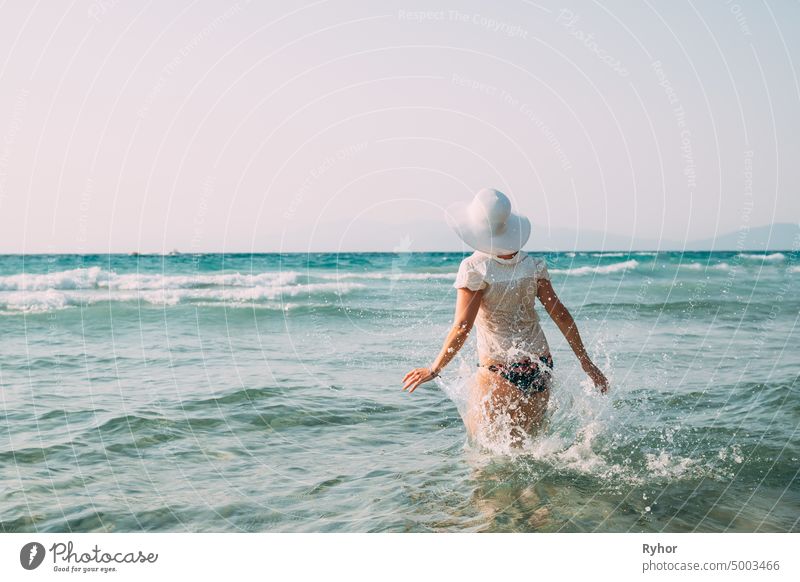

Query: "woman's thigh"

xmin=517 ymin=389 xmax=550 ymax=432
xmin=465 ymin=368 xmax=549 ymax=438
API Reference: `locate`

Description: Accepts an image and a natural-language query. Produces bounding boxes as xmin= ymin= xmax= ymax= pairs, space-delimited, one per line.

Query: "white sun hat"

xmin=445 ymin=188 xmax=531 ymax=255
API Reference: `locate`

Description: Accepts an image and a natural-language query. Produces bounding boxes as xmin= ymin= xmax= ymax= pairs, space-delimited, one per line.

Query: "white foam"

xmin=0 ymin=281 xmax=364 ymax=312
xmin=591 ymin=252 xmax=626 ymax=257
xmin=736 ymin=252 xmax=786 ymax=262
xmin=680 ymin=262 xmax=730 ymax=271
xmin=0 ymin=266 xmax=458 ymax=312
xmin=2 ymin=289 xmax=70 ymax=313
xmin=644 ymin=451 xmax=698 ymax=479
xmin=549 ymin=421 xmax=610 ymax=473
xmin=0 ymin=266 xmax=106 ymax=291
xmin=0 ymin=267 xmax=301 ymax=291
xmin=551 ymin=259 xmax=639 ymax=276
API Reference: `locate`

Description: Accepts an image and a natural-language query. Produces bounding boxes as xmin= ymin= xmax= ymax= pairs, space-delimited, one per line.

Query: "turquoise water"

xmin=1 ymin=251 xmax=798 ymax=532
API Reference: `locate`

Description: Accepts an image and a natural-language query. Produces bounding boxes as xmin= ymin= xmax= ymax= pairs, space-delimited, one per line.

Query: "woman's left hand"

xmin=402 ymin=367 xmax=438 ymax=393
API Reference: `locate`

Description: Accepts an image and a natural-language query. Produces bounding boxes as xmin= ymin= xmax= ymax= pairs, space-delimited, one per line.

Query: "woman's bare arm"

xmin=402 ymin=287 xmax=483 ymax=393
xmin=537 ymin=278 xmax=609 ymax=393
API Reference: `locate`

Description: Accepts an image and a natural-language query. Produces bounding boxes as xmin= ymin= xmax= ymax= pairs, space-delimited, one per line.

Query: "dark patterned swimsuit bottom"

xmin=479 ymin=354 xmax=554 ymax=395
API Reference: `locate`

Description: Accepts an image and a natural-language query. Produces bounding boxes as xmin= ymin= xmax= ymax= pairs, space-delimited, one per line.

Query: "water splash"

xmin=436 ymin=339 xmax=727 ymax=490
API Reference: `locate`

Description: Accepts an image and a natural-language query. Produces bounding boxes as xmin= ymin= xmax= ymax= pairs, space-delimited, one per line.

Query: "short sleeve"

xmin=453 ymin=259 xmax=487 ymax=291
xmin=534 ymin=258 xmax=551 ymax=281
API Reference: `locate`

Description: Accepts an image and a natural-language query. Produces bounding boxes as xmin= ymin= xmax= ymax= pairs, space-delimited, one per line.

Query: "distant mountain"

xmin=529 ymin=222 xmax=799 ymax=252
xmin=684 ymin=222 xmax=798 ymax=251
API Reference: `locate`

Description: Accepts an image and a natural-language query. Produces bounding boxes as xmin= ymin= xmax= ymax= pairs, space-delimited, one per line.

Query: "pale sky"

xmin=0 ymin=0 xmax=798 ymax=253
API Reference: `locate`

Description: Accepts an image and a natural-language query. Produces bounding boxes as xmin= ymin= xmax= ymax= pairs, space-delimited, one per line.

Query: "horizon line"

xmin=0 ymin=248 xmax=794 ymax=256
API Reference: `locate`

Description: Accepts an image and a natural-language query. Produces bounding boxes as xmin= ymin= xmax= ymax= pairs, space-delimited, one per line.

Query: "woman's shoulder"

xmin=454 ymin=252 xmax=490 ymax=290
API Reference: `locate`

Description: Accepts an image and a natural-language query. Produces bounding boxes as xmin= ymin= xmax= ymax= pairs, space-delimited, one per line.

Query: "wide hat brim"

xmin=444 ymin=200 xmax=531 ymax=255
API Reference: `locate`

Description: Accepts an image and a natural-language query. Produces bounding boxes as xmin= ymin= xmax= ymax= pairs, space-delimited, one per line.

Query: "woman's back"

xmin=453 ymin=250 xmax=551 ymax=364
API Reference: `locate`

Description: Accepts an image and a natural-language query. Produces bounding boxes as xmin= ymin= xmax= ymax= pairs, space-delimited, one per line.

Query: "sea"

xmin=1 ymin=250 xmax=798 ymax=532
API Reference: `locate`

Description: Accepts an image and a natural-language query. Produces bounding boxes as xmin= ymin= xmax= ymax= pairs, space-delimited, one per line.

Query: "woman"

xmin=402 ymin=188 xmax=609 ymax=445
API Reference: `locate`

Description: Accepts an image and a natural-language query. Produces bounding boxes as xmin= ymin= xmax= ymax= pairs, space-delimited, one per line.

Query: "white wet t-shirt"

xmin=453 ymin=250 xmax=552 ymax=365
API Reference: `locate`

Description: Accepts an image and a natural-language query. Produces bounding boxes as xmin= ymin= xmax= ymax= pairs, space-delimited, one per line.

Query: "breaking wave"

xmin=679 ymin=262 xmax=730 ymax=271
xmin=0 ymin=267 xmax=365 ymax=313
xmin=0 ymin=267 xmax=301 ymax=291
xmin=551 ymin=259 xmax=639 ymax=276
xmin=736 ymin=252 xmax=786 ymax=262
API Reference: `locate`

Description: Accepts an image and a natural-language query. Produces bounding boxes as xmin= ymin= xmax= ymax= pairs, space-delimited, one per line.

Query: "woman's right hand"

xmin=582 ymin=361 xmax=609 ymax=394
xmin=402 ymin=367 xmax=438 ymax=394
